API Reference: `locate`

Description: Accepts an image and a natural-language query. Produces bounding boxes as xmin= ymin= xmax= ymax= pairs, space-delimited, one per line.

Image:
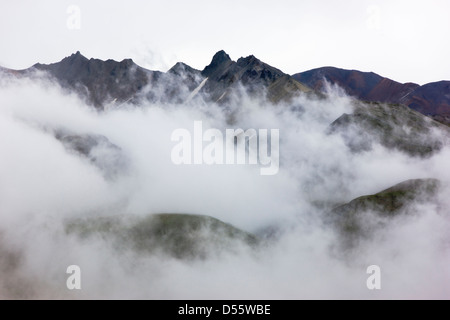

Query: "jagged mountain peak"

xmin=168 ymin=62 xmax=200 ymax=76
xmin=197 ymin=50 xmax=312 ymax=103
xmin=44 ymin=52 xmax=138 ymax=70
xmin=211 ymin=50 xmax=232 ymax=64
xmin=29 ymin=51 xmax=153 ymax=108
xmin=237 ymin=54 xmax=260 ymax=65
xmin=116 ymin=58 xmax=135 ymax=66
xmin=72 ymin=50 xmax=85 ymax=58
xmin=169 ymin=61 xmax=188 ymax=71
xmin=65 ymin=50 xmax=86 ymax=60
xmin=237 ymin=54 xmax=285 ymax=81
xmin=201 ymin=50 xmax=233 ymax=77
xmin=31 ymin=51 xmax=86 ymax=69
xmin=59 ymin=51 xmax=89 ymax=65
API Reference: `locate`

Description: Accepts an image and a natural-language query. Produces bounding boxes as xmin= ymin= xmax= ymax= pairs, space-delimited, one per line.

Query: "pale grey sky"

xmin=0 ymin=0 xmax=449 ymax=84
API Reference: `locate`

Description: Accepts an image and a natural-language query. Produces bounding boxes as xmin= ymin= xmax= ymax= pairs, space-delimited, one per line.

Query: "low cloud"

xmin=0 ymin=74 xmax=449 ymax=299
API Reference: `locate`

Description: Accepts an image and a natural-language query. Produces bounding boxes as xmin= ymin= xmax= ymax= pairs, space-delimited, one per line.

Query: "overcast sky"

xmin=1 ymin=0 xmax=449 ymax=85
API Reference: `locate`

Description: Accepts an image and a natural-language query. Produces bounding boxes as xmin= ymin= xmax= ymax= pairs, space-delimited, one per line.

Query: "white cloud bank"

xmin=0 ymin=76 xmax=449 ymax=299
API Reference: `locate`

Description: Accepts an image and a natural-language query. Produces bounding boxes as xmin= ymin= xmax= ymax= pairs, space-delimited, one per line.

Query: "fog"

xmin=0 ymin=75 xmax=449 ymax=299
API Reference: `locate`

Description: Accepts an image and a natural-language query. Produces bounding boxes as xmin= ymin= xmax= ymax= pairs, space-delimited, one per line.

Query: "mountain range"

xmin=1 ymin=50 xmax=449 ymax=125
xmin=1 ymin=50 xmax=449 ymax=285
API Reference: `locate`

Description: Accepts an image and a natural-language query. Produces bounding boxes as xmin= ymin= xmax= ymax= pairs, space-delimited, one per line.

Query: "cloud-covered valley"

xmin=0 ymin=71 xmax=449 ymax=299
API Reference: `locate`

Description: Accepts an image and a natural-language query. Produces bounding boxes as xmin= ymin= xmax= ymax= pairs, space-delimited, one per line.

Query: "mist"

xmin=0 ymin=74 xmax=449 ymax=299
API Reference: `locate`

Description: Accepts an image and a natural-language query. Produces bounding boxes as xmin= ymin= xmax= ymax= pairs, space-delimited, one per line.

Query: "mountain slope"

xmin=402 ymin=81 xmax=450 ymax=116
xmin=332 ymin=179 xmax=440 ymax=218
xmin=66 ymin=213 xmax=259 ymax=260
xmin=293 ymin=67 xmax=419 ymax=102
xmin=328 ymin=101 xmax=450 ymax=157
xmin=55 ymin=132 xmax=128 ymax=179
xmin=330 ymin=179 xmax=441 ymax=247
xmin=293 ymin=67 xmax=450 ymax=122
